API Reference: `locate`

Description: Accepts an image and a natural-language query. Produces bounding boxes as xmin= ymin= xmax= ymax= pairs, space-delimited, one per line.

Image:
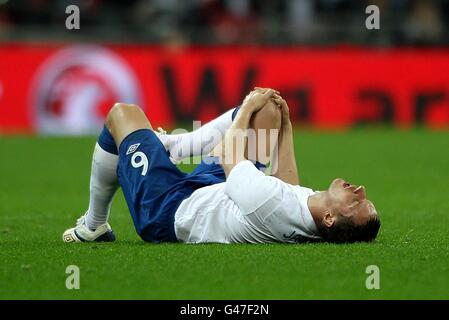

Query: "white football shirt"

xmin=174 ymin=160 xmax=321 ymax=244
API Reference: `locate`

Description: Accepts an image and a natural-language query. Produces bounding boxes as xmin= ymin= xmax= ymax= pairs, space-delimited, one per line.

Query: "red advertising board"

xmin=1 ymin=44 xmax=449 ymax=134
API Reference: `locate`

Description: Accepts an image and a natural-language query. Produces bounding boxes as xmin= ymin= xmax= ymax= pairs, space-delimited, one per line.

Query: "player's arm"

xmin=271 ymin=95 xmax=300 ymax=185
xmin=224 ymin=160 xmax=279 ymax=215
xmin=218 ymin=89 xmax=276 ymax=177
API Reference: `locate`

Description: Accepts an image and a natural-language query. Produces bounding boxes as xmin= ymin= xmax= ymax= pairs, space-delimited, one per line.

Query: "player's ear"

xmin=323 ymin=211 xmax=336 ymax=228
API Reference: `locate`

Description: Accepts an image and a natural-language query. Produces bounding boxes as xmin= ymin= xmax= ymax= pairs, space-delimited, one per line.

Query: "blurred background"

xmin=0 ymin=0 xmax=449 ymax=134
xmin=1 ymin=0 xmax=448 ymax=45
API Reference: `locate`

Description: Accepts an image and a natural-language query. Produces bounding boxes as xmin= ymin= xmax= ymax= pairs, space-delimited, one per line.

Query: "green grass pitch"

xmin=0 ymin=130 xmax=448 ymax=299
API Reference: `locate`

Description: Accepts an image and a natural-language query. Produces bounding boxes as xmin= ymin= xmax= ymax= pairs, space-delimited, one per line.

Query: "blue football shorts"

xmin=116 ymin=107 xmax=265 ymax=243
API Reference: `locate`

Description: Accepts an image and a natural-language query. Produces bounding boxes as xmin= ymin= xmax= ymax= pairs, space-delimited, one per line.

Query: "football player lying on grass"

xmin=63 ymin=88 xmax=380 ymax=244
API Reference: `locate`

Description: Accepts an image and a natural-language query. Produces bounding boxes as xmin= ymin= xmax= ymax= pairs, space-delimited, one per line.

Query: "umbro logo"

xmin=64 ymin=234 xmax=75 ymax=242
xmin=126 ymin=143 xmax=141 ymax=155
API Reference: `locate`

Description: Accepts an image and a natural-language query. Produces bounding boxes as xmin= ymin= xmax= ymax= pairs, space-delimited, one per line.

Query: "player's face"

xmin=327 ymin=178 xmax=378 ymax=225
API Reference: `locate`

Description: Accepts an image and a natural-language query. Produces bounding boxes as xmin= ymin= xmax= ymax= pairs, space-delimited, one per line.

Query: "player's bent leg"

xmin=156 ymin=108 xmax=236 ymax=164
xmin=63 ymin=102 xmax=149 ymax=243
xmin=246 ymin=100 xmax=282 ymax=165
xmin=109 ymin=104 xmax=190 ymax=243
xmin=106 ymin=102 xmax=153 ymax=149
xmin=208 ymin=101 xmax=281 ymax=172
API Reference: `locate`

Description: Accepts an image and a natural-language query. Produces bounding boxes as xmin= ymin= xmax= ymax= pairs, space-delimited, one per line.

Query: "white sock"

xmin=85 ymin=143 xmax=119 ymax=231
xmin=157 ymin=108 xmax=235 ymax=163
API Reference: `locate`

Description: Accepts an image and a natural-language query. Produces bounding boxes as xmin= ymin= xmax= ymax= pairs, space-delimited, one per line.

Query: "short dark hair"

xmin=316 ymin=215 xmax=381 ymax=244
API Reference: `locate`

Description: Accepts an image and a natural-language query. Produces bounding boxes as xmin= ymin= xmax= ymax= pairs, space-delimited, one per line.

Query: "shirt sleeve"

xmin=224 ymin=160 xmax=277 ymax=215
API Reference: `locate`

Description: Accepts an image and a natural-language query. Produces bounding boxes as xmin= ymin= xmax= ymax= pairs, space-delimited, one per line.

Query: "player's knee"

xmin=251 ymin=101 xmax=282 ymax=131
xmin=106 ymin=102 xmax=142 ymax=131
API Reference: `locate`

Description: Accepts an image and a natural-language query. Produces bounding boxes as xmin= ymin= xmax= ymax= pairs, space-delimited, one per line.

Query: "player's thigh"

xmin=106 ymin=103 xmax=153 ymax=148
xmin=247 ymin=101 xmax=281 ymax=164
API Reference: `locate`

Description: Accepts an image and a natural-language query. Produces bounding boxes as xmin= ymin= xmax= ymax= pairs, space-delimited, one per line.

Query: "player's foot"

xmin=62 ymin=214 xmax=116 ymax=243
